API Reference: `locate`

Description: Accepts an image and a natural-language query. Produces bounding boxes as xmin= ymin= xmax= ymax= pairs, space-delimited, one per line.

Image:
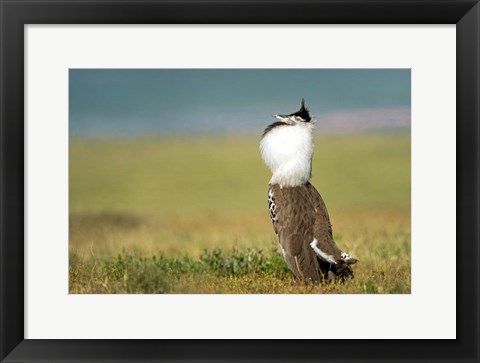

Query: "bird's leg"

xmin=327 ymin=270 xmax=336 ymax=283
xmin=294 ymin=256 xmax=305 ymax=281
xmin=327 ymin=264 xmax=336 ymax=283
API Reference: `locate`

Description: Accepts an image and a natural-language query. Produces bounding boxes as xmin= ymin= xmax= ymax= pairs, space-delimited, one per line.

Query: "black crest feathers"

xmin=290 ymin=98 xmax=311 ymax=122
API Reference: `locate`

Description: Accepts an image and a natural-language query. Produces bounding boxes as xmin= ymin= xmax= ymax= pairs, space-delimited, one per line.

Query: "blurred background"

xmin=70 ymin=69 xmax=410 ymax=136
xmin=69 ymin=69 xmax=411 ymax=293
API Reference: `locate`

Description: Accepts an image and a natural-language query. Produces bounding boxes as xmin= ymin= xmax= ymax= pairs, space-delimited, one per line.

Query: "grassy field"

xmin=69 ymin=132 xmax=411 ymax=294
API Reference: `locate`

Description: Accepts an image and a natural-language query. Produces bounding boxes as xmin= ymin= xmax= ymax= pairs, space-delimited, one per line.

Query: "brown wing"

xmin=305 ymin=182 xmax=343 ymax=262
xmin=269 ymin=184 xmax=322 ymax=282
xmin=306 ymin=182 xmax=357 ymax=279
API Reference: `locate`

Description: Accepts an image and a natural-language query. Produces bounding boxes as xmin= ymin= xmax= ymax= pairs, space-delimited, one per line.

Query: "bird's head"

xmin=272 ymin=98 xmax=312 ymax=124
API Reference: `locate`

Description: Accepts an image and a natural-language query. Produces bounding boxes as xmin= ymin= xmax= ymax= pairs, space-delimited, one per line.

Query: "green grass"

xmin=69 ymin=132 xmax=411 ymax=294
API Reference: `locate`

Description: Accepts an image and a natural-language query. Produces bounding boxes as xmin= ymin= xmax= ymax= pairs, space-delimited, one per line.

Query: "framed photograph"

xmin=1 ymin=0 xmax=478 ymax=362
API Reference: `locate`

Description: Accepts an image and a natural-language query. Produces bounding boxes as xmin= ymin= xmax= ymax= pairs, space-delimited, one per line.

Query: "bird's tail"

xmin=334 ymin=262 xmax=355 ymax=281
xmin=317 ymin=257 xmax=356 ymax=283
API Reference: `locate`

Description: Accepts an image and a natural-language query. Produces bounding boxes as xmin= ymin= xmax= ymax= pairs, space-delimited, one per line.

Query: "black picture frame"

xmin=1 ymin=1 xmax=479 ymax=362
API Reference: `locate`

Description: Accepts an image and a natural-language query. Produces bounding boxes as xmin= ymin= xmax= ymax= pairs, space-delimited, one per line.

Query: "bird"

xmin=260 ymin=99 xmax=357 ymax=283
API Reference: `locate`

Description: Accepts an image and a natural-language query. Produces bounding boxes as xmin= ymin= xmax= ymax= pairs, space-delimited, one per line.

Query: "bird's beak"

xmin=272 ymin=114 xmax=290 ymax=123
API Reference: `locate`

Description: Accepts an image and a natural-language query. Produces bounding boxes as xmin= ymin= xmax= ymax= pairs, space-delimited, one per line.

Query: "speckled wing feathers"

xmin=307 ymin=183 xmax=344 ymax=262
xmin=268 ymin=182 xmax=356 ymax=282
xmin=268 ymin=184 xmax=321 ymax=281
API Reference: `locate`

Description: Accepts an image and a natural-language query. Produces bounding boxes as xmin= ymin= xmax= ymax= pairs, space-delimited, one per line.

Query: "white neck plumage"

xmin=260 ymin=122 xmax=315 ymax=188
